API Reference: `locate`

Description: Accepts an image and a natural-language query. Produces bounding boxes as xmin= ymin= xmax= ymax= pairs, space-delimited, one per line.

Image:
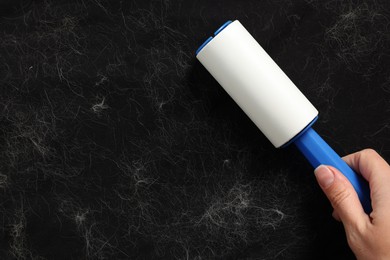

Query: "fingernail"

xmin=314 ymin=165 xmax=335 ymax=188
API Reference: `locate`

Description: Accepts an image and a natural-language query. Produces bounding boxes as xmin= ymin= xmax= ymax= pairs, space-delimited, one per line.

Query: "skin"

xmin=314 ymin=149 xmax=390 ymax=260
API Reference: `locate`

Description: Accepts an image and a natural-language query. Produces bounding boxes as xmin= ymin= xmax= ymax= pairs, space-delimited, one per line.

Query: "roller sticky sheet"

xmin=196 ymin=20 xmax=371 ymax=213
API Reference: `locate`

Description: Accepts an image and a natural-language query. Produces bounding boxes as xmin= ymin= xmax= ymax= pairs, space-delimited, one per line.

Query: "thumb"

xmin=314 ymin=165 xmax=368 ymax=228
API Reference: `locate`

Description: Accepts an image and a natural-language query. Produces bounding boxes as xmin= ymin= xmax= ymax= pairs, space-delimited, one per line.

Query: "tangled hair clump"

xmin=0 ymin=0 xmax=389 ymax=259
xmin=323 ymin=1 xmax=390 ymax=74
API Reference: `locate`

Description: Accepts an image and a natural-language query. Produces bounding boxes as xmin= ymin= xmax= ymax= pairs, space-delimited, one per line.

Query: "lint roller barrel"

xmin=196 ymin=20 xmax=371 ymax=213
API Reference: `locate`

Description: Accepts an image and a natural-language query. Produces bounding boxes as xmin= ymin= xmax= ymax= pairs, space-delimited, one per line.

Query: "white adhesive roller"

xmin=196 ymin=20 xmax=371 ymax=212
xmin=196 ymin=20 xmax=318 ymax=148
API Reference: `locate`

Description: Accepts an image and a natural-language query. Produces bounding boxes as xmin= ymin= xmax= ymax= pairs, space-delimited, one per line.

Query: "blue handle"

xmin=294 ymin=127 xmax=372 ymax=213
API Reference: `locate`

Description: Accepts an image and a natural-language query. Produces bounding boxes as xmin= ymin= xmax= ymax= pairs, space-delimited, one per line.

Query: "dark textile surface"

xmin=0 ymin=0 xmax=389 ymax=259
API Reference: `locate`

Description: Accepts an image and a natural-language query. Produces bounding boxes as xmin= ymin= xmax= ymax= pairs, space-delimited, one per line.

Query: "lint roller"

xmin=196 ymin=20 xmax=371 ymax=213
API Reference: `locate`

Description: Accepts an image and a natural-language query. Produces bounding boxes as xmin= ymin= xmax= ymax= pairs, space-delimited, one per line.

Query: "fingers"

xmin=315 ymin=165 xmax=369 ymax=229
xmin=343 ymin=149 xmax=390 ymax=212
xmin=315 ymin=149 xmax=390 ymax=260
xmin=332 ymin=210 xmax=341 ymax=222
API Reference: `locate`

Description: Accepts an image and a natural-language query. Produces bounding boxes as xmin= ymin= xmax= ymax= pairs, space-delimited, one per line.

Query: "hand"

xmin=314 ymin=149 xmax=390 ymax=260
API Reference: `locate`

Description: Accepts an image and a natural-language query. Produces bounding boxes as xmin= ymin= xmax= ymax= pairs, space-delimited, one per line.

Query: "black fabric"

xmin=0 ymin=0 xmax=389 ymax=259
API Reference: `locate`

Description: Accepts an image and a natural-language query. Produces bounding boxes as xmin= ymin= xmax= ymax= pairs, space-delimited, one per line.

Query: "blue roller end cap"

xmin=214 ymin=20 xmax=233 ymax=35
xmin=196 ymin=36 xmax=213 ymax=55
xmin=196 ymin=20 xmax=233 ymax=55
xmin=281 ymin=116 xmax=318 ymax=148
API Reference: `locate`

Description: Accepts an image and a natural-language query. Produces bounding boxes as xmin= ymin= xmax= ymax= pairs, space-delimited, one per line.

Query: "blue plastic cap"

xmin=195 ymin=20 xmax=233 ymax=55
xmin=281 ymin=116 xmax=318 ymax=148
xmin=214 ymin=20 xmax=233 ymax=36
xmin=196 ymin=36 xmax=213 ymax=55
